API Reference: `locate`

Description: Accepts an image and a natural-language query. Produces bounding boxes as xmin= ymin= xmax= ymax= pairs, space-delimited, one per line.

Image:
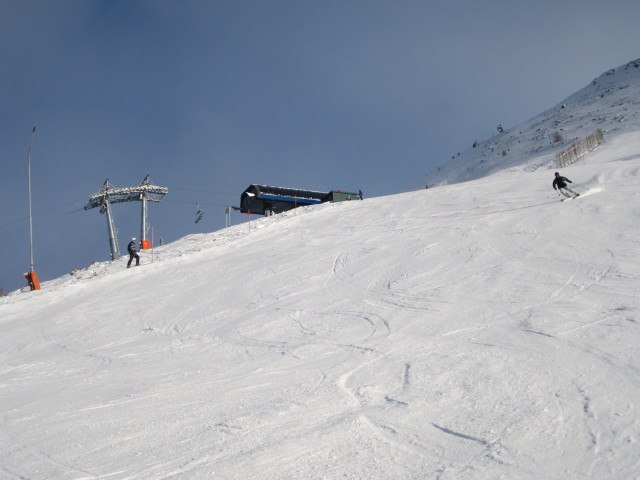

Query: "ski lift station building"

xmin=240 ymin=184 xmax=360 ymax=216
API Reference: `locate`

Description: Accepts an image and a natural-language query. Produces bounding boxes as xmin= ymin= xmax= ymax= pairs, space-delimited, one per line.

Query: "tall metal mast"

xmin=85 ymin=179 xmax=121 ymax=260
xmin=24 ymin=126 xmax=41 ymax=290
xmin=139 ymin=174 xmax=151 ymax=248
xmin=27 ymin=127 xmax=36 ymax=272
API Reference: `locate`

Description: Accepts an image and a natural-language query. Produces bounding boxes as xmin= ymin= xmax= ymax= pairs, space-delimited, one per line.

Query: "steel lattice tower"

xmin=85 ymin=175 xmax=168 ymax=260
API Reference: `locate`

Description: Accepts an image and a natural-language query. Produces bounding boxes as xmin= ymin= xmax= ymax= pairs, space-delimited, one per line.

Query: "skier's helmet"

xmin=132 ymin=237 xmax=136 ymax=241
xmin=554 ymin=172 xmax=560 ymax=176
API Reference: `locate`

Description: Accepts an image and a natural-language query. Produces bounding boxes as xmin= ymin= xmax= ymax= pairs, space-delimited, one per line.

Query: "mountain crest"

xmin=426 ymin=58 xmax=640 ymax=187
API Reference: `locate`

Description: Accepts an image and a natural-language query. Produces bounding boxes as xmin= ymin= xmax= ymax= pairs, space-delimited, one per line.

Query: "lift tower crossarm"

xmin=84 ymin=180 xmax=168 ymax=210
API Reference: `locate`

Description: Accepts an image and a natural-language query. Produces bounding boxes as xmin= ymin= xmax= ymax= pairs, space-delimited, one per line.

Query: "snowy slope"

xmin=426 ymin=58 xmax=640 ymax=187
xmin=2 ymin=129 xmax=640 ymax=478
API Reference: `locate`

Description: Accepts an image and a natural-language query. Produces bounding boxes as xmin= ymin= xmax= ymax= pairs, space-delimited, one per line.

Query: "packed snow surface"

xmin=2 ymin=130 xmax=640 ymax=479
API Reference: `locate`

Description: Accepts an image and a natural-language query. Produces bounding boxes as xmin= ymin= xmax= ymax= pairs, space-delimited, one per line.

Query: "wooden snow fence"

xmin=555 ymin=129 xmax=604 ymax=168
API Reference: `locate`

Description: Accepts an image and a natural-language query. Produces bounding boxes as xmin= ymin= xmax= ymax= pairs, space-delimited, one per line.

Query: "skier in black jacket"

xmin=553 ymin=172 xmax=579 ymax=198
xmin=127 ymin=237 xmax=140 ymax=268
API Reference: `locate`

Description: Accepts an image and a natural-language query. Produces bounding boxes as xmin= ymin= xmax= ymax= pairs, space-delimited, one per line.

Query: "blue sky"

xmin=2 ymin=0 xmax=640 ymax=293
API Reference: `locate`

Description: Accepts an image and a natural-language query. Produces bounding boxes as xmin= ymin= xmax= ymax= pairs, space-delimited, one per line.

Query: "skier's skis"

xmin=561 ymin=193 xmax=581 ymax=201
